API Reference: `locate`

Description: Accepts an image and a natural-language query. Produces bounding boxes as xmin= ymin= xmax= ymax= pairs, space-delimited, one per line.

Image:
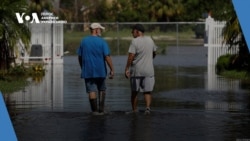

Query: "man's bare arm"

xmin=105 ymin=55 xmax=114 ymax=78
xmin=125 ymin=53 xmax=135 ymax=78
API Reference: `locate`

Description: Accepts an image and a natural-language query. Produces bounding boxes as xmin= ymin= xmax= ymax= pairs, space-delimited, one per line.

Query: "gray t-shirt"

xmin=128 ymin=36 xmax=157 ymax=77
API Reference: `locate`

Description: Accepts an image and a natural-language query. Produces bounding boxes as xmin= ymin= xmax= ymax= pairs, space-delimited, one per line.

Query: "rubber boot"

xmin=89 ymin=98 xmax=98 ymax=112
xmin=99 ymin=91 xmax=106 ymax=113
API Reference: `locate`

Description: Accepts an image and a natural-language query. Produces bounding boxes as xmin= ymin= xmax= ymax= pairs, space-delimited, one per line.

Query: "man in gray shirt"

xmin=125 ymin=24 xmax=157 ymax=114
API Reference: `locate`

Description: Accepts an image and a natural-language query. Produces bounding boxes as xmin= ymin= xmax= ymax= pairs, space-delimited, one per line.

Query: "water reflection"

xmin=6 ymin=46 xmax=250 ymax=141
xmin=4 ymin=64 xmax=64 ymax=112
xmin=3 ymin=46 xmax=250 ymax=113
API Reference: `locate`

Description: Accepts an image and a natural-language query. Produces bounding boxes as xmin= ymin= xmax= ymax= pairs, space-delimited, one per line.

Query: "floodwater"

xmin=4 ymin=46 xmax=250 ymax=141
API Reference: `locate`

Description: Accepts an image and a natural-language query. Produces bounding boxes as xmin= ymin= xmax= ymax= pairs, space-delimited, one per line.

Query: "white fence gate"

xmin=19 ymin=23 xmax=64 ymax=64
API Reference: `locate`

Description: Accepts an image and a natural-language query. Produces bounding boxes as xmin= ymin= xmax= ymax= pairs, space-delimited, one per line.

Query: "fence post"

xmin=116 ymin=22 xmax=120 ymax=55
xmin=205 ymin=15 xmax=215 ymax=65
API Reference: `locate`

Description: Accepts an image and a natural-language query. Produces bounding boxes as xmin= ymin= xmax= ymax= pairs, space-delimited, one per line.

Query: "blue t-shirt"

xmin=77 ymin=36 xmax=110 ymax=78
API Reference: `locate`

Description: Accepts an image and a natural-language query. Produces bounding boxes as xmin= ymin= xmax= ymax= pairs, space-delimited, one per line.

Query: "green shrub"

xmin=216 ymin=54 xmax=233 ymax=74
xmin=216 ymin=54 xmax=250 ymax=79
xmin=0 ymin=64 xmax=45 ymax=94
xmin=8 ymin=65 xmax=26 ymax=75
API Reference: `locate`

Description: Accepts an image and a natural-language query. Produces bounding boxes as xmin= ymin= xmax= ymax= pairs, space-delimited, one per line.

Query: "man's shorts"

xmin=130 ymin=76 xmax=155 ymax=92
xmin=84 ymin=78 xmax=106 ymax=93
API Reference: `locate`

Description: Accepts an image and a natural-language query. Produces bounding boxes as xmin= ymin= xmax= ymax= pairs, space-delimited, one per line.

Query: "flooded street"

xmin=4 ymin=46 xmax=250 ymax=141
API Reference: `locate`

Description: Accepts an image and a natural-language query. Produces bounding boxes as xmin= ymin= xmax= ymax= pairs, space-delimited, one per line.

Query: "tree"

xmin=90 ymin=0 xmax=185 ymax=22
xmin=89 ymin=0 xmax=146 ymax=22
xmin=0 ymin=0 xmax=30 ymax=70
xmin=59 ymin=0 xmax=90 ymax=22
xmin=29 ymin=0 xmax=54 ymax=18
xmin=148 ymin=0 xmax=184 ymax=22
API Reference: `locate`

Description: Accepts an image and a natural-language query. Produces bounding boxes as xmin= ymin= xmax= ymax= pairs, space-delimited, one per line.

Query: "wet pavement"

xmin=4 ymin=46 xmax=250 ymax=141
xmin=12 ymin=86 xmax=250 ymax=141
xmin=12 ymin=107 xmax=250 ymax=141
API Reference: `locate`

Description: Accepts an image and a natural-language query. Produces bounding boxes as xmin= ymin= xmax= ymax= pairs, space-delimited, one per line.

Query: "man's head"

xmin=131 ymin=24 xmax=145 ymax=38
xmin=89 ymin=23 xmax=105 ymax=36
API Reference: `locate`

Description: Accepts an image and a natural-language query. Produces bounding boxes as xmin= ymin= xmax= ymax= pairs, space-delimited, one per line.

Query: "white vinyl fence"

xmin=204 ymin=16 xmax=238 ymax=66
xmin=204 ymin=16 xmax=240 ymax=91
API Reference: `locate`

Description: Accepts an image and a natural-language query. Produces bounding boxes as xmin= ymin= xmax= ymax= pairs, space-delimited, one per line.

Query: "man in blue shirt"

xmin=77 ymin=23 xmax=114 ymax=114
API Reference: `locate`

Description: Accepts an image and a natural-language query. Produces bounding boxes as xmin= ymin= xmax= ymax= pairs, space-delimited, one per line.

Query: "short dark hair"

xmin=131 ymin=24 xmax=145 ymax=33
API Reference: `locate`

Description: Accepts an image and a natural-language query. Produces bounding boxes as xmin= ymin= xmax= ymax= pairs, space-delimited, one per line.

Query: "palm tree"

xmin=221 ymin=4 xmax=250 ymax=70
xmin=0 ymin=0 xmax=31 ymax=70
xmin=148 ymin=0 xmax=184 ymax=22
xmin=29 ymin=0 xmax=54 ymax=18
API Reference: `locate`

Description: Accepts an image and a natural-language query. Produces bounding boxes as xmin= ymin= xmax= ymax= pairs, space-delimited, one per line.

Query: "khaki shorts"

xmin=130 ymin=76 xmax=155 ymax=92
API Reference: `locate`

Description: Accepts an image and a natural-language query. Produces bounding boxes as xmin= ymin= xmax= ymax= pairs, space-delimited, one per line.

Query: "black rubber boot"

xmin=99 ymin=92 xmax=106 ymax=113
xmin=89 ymin=99 xmax=98 ymax=112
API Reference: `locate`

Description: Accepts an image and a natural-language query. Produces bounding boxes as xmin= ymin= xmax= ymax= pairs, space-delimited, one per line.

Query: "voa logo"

xmin=16 ymin=13 xmax=40 ymax=23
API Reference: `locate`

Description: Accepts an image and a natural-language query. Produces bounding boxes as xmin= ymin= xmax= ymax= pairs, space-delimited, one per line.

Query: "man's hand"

xmin=124 ymin=53 xmax=134 ymax=79
xmin=125 ymin=70 xmax=130 ymax=79
xmin=109 ymin=71 xmax=114 ymax=79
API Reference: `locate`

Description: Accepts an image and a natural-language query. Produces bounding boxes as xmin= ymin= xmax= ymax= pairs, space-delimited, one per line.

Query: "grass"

xmin=216 ymin=54 xmax=250 ymax=80
xmin=63 ymin=31 xmax=86 ymax=55
xmin=63 ymin=29 xmax=203 ymax=56
xmin=0 ymin=77 xmax=29 ymax=94
xmin=219 ymin=70 xmax=250 ymax=80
